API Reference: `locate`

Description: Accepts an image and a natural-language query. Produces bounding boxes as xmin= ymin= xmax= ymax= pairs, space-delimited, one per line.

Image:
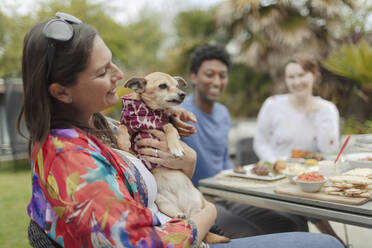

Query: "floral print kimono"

xmin=27 ymin=128 xmax=197 ymax=247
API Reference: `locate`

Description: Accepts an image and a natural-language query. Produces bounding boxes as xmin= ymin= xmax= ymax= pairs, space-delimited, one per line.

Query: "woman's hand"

xmin=165 ymin=108 xmax=197 ymax=137
xmin=136 ymin=129 xmax=197 ymax=178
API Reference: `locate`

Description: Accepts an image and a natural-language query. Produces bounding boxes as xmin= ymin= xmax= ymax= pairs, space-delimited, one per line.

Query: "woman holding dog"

xmin=21 ymin=12 xmax=343 ymax=248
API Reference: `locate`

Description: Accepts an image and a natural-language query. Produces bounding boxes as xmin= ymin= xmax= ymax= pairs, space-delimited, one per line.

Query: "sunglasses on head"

xmin=42 ymin=12 xmax=82 ymax=85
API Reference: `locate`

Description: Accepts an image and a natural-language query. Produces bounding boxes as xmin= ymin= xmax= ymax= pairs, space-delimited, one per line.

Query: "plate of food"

xmin=282 ymin=162 xmax=319 ymax=183
xmin=354 ymin=136 xmax=372 ymax=152
xmin=222 ymin=161 xmax=286 ymax=181
xmin=343 ymin=152 xmax=372 ymax=169
xmin=290 ymin=149 xmax=323 ymax=166
xmin=282 ymin=163 xmax=308 ymax=184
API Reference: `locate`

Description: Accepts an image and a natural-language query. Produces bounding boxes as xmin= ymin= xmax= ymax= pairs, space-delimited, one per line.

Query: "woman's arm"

xmin=136 ymin=129 xmax=197 ymax=178
xmin=165 ymin=108 xmax=197 ymax=137
xmin=36 ymin=147 xmax=197 ymax=248
xmin=190 ymin=199 xmax=217 ymax=245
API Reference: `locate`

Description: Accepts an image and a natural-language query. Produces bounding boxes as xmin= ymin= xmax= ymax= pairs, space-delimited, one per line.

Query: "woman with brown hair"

xmin=22 ymin=12 xmax=208 ymax=247
xmin=254 ymin=53 xmax=340 ymax=162
xmin=253 ymin=53 xmax=344 ymax=244
xmin=21 ymin=13 xmax=343 ymax=248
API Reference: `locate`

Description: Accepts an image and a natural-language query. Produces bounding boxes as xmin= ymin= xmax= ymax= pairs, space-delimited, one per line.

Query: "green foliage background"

xmin=2 ymin=1 xmax=372 ymax=247
xmin=1 ymin=0 xmax=372 ymax=133
xmin=0 ymin=0 xmax=166 ymax=78
xmin=0 ymin=161 xmax=31 ymax=248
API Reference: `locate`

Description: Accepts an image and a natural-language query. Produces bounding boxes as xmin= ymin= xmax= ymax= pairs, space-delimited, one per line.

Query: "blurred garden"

xmin=1 ymin=0 xmax=372 ymax=246
xmin=1 ymin=0 xmax=372 ymax=132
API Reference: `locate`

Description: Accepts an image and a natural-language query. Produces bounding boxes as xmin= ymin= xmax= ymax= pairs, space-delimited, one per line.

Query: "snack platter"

xmin=344 ymin=152 xmax=372 ymax=168
xmin=274 ymin=182 xmax=370 ymax=205
xmin=222 ymin=164 xmax=286 ymax=181
xmin=275 ymin=168 xmax=372 ymax=205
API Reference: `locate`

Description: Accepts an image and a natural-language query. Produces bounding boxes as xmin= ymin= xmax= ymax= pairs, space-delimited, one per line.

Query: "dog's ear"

xmin=174 ymin=76 xmax=188 ymax=89
xmin=124 ymin=77 xmax=147 ymax=93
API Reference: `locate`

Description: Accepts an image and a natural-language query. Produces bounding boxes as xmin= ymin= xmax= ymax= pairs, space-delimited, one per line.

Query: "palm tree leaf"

xmin=273 ymin=15 xmax=312 ymax=47
xmin=322 ymin=41 xmax=372 ymax=85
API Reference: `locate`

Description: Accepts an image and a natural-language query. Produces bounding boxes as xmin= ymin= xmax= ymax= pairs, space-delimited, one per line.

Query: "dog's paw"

xmin=117 ymin=125 xmax=131 ymax=151
xmin=171 ymin=148 xmax=184 ymax=158
xmin=117 ymin=138 xmax=131 ymax=151
xmin=169 ymin=142 xmax=184 ymax=158
xmin=175 ymin=213 xmax=186 ymax=219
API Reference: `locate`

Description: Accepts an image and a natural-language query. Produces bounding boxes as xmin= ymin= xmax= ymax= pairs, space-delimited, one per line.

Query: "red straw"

xmin=334 ymin=135 xmax=351 ymax=164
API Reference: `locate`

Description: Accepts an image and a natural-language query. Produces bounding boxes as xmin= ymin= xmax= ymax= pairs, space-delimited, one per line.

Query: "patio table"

xmin=199 ymin=176 xmax=372 ymax=228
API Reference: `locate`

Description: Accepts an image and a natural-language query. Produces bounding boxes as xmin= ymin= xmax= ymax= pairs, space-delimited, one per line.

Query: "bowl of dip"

xmin=294 ymin=172 xmax=326 ymax=193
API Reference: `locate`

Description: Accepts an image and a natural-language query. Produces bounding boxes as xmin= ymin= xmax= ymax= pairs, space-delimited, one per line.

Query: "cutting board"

xmin=275 ymin=182 xmax=370 ymax=205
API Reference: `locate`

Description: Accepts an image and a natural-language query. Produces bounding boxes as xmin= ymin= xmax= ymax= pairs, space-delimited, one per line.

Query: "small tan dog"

xmin=117 ymin=72 xmax=229 ymax=245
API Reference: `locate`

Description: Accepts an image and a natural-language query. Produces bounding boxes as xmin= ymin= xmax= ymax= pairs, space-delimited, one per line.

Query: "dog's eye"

xmin=159 ymin=83 xmax=168 ymax=89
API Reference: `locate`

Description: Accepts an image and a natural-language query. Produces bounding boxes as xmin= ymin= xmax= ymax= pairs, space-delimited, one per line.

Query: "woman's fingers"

xmin=140 ymin=153 xmax=174 ymax=167
xmin=138 ymin=147 xmax=171 ymax=159
xmin=165 ymin=108 xmax=197 ymax=124
xmin=140 ymin=155 xmax=163 ymax=165
xmin=177 ymin=127 xmax=197 ymax=137
xmin=181 ymin=110 xmax=197 ymax=123
xmin=142 ymin=129 xmax=166 ymax=141
xmin=138 ymin=147 xmax=159 ymax=157
xmin=137 ymin=140 xmax=196 ymax=178
xmin=171 ymin=118 xmax=197 ymax=137
xmin=172 ymin=117 xmax=196 ymax=129
xmin=135 ymin=137 xmax=168 ymax=151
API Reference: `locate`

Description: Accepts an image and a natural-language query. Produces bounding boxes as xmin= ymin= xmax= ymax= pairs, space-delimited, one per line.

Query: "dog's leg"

xmin=155 ymin=193 xmax=185 ymax=218
xmin=117 ymin=125 xmax=131 ymax=151
xmin=163 ymin=123 xmax=184 ymax=157
xmin=204 ymin=232 xmax=230 ymax=244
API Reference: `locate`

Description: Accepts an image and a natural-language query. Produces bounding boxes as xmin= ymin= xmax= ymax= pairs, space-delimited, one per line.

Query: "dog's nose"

xmin=178 ymin=92 xmax=186 ymax=100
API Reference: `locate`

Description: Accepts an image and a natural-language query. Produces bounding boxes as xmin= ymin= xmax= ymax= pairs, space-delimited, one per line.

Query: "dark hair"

xmin=19 ymin=17 xmax=117 ymax=154
xmin=189 ymin=43 xmax=231 ymax=74
xmin=285 ymin=53 xmax=321 ymax=83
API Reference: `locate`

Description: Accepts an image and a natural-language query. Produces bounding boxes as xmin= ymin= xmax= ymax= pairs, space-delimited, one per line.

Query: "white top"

xmin=253 ymin=94 xmax=340 ymax=163
xmin=113 ymin=149 xmax=171 ymax=224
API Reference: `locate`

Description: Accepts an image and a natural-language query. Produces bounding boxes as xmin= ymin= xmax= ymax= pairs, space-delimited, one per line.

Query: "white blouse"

xmin=253 ymin=94 xmax=340 ymax=163
xmin=113 ymin=149 xmax=171 ymax=224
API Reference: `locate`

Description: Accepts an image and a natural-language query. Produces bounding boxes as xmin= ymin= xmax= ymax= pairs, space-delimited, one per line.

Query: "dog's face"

xmin=125 ymin=72 xmax=187 ymax=110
